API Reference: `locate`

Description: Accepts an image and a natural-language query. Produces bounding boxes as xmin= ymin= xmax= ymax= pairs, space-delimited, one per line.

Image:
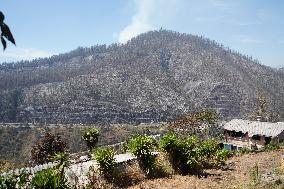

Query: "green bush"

xmin=82 ymin=128 xmax=99 ymax=152
xmin=159 ymin=132 xmax=179 ymax=152
xmin=198 ymin=139 xmax=219 ymax=159
xmin=160 ymin=133 xmax=196 ymax=174
xmin=31 ymin=168 xmax=70 ymax=189
xmin=184 ymin=136 xmax=201 ymax=172
xmin=214 ymin=149 xmax=231 ymax=166
xmin=93 ymin=147 xmax=116 ymax=178
xmin=265 ymin=143 xmax=279 ymax=151
xmin=238 ymin=147 xmax=251 ymax=154
xmin=160 ymin=133 xmax=232 ymax=174
xmin=127 ymin=135 xmax=156 ymax=176
xmin=0 ymin=173 xmax=17 ymax=189
xmin=0 ymin=169 xmax=29 ymax=189
xmin=50 ymin=152 xmax=70 ymax=179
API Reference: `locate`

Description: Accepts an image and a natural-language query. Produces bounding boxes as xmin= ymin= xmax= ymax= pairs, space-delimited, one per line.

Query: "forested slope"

xmin=0 ymin=30 xmax=283 ymax=123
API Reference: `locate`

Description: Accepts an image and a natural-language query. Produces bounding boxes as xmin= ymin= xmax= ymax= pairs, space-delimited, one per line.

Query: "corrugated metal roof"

xmin=223 ymin=119 xmax=284 ymax=137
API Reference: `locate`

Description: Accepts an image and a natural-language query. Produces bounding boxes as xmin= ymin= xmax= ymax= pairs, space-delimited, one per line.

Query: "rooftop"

xmin=223 ymin=119 xmax=284 ymax=137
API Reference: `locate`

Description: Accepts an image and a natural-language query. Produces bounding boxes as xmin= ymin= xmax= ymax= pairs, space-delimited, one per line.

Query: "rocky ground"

xmin=129 ymin=150 xmax=283 ymax=189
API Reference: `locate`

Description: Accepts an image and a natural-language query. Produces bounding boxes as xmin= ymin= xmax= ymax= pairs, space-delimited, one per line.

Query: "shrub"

xmin=31 ymin=132 xmax=67 ymax=165
xmin=160 ymin=133 xmax=231 ymax=174
xmin=159 ymin=132 xmax=179 ymax=152
xmin=0 ymin=170 xmax=29 ymax=189
xmin=127 ymin=135 xmax=156 ymax=176
xmin=265 ymin=143 xmax=279 ymax=151
xmin=198 ymin=139 xmax=219 ymax=160
xmin=184 ymin=136 xmax=201 ymax=172
xmin=50 ymin=152 xmax=70 ymax=179
xmin=160 ymin=133 xmax=192 ymax=174
xmin=31 ymin=168 xmax=70 ymax=189
xmin=214 ymin=149 xmax=231 ymax=166
xmin=93 ymin=147 xmax=116 ymax=179
xmin=82 ymin=128 xmax=99 ymax=152
xmin=0 ymin=173 xmax=17 ymax=189
xmin=238 ymin=147 xmax=251 ymax=154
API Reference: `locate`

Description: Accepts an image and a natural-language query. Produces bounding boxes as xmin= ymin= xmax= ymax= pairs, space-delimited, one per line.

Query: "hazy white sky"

xmin=1 ymin=0 xmax=283 ymax=67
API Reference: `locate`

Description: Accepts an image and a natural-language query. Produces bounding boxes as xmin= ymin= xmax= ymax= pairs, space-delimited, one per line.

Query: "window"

xmin=265 ymin=137 xmax=271 ymax=145
xmin=229 ymin=130 xmax=244 ymax=137
xmin=252 ymin=135 xmax=261 ymax=141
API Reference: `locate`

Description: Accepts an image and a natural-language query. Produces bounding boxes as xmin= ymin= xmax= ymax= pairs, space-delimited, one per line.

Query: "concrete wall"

xmin=224 ymin=130 xmax=267 ymax=149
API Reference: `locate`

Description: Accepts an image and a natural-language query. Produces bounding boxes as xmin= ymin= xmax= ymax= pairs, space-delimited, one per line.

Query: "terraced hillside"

xmin=0 ymin=30 xmax=284 ymax=123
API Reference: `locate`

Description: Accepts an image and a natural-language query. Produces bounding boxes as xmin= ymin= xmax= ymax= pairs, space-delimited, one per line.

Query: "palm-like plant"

xmin=82 ymin=128 xmax=99 ymax=153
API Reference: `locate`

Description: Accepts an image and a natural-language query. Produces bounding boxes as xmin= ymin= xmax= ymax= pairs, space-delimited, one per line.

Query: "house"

xmin=222 ymin=119 xmax=284 ymax=150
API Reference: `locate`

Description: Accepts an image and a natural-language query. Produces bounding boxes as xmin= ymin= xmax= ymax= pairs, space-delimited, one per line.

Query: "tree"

xmin=0 ymin=11 xmax=16 ymax=50
xmin=167 ymin=110 xmax=220 ymax=139
xmin=248 ymin=95 xmax=280 ymax=122
xmin=31 ymin=132 xmax=67 ymax=165
xmin=82 ymin=128 xmax=99 ymax=153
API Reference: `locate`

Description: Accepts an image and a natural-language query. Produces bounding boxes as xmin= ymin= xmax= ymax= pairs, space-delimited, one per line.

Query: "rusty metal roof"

xmin=223 ymin=119 xmax=284 ymax=137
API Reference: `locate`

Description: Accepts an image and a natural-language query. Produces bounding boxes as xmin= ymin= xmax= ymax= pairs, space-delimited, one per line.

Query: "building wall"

xmin=224 ymin=130 xmax=267 ymax=149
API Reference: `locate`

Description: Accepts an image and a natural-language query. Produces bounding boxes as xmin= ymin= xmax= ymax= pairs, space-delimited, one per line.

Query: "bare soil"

xmin=129 ymin=150 xmax=283 ymax=189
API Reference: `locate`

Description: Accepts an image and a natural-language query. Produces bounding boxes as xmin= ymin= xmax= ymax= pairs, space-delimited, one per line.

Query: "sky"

xmin=0 ymin=0 xmax=283 ymax=67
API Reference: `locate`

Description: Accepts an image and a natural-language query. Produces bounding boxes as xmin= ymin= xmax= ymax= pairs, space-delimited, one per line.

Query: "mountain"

xmin=0 ymin=30 xmax=284 ymax=123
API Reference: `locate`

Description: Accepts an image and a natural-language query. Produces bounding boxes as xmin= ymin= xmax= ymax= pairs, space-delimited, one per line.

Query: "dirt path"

xmin=129 ymin=150 xmax=283 ymax=189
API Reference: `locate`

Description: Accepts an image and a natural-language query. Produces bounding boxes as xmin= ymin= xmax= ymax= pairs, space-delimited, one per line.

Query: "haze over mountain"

xmin=0 ymin=30 xmax=284 ymax=123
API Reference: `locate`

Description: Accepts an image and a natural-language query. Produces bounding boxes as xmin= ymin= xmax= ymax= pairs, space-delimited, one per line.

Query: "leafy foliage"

xmin=214 ymin=149 xmax=231 ymax=166
xmin=127 ymin=135 xmax=156 ymax=176
xmin=82 ymin=128 xmax=99 ymax=152
xmin=0 ymin=170 xmax=29 ymax=189
xmin=0 ymin=173 xmax=17 ymax=189
xmin=238 ymin=147 xmax=252 ymax=154
xmin=160 ymin=133 xmax=183 ymax=173
xmin=93 ymin=147 xmax=116 ymax=179
xmin=50 ymin=152 xmax=70 ymax=179
xmin=0 ymin=11 xmax=15 ymax=50
xmin=167 ymin=111 xmax=221 ymax=139
xmin=160 ymin=133 xmax=230 ymax=174
xmin=264 ymin=142 xmax=280 ymax=151
xmin=31 ymin=168 xmax=70 ymax=189
xmin=198 ymin=139 xmax=219 ymax=159
xmin=31 ymin=132 xmax=67 ymax=165
xmin=248 ymin=95 xmax=280 ymax=122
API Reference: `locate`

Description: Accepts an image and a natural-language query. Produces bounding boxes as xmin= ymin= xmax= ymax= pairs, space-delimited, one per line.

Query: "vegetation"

xmin=127 ymin=135 xmax=157 ymax=177
xmin=92 ymin=147 xmax=116 ymax=179
xmin=0 ymin=11 xmax=15 ymax=50
xmin=31 ymin=132 xmax=67 ymax=165
xmin=82 ymin=128 xmax=99 ymax=153
xmin=31 ymin=168 xmax=70 ymax=189
xmin=167 ymin=110 xmax=222 ymax=139
xmin=160 ymin=132 xmax=230 ymax=175
xmin=249 ymin=163 xmax=261 ymax=185
xmin=1 ymin=30 xmax=284 ymax=124
xmin=0 ymin=123 xmax=161 ymax=164
xmin=50 ymin=152 xmax=70 ymax=179
xmin=0 ymin=173 xmax=17 ymax=189
xmin=0 ymin=170 xmax=28 ymax=189
xmin=248 ymin=95 xmax=280 ymax=122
